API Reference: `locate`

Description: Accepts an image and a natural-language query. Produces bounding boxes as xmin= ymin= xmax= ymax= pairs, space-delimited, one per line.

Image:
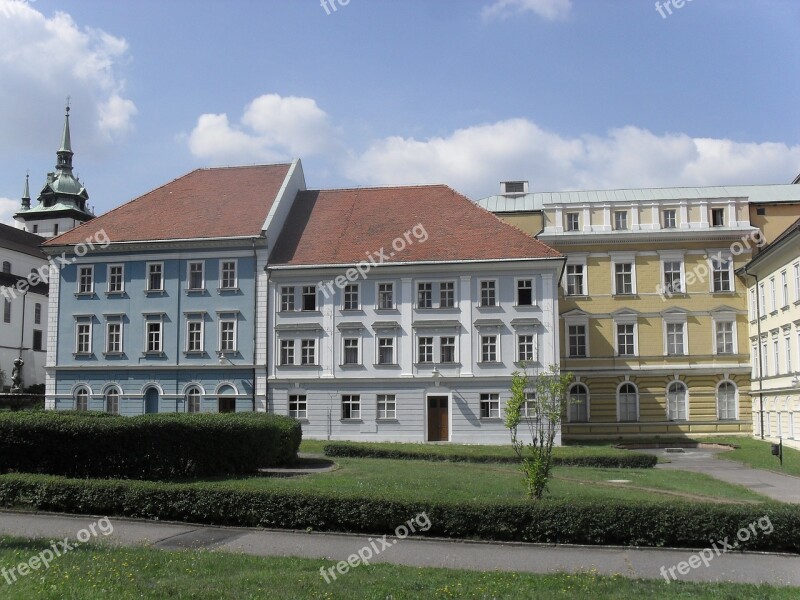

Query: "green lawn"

xmin=193 ymin=457 xmax=768 ymax=504
xmin=0 ymin=537 xmax=795 ymax=599
xmin=699 ymin=436 xmax=800 ymax=477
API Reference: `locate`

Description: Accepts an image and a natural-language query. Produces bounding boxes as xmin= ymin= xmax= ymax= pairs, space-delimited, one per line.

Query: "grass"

xmin=0 ymin=537 xmax=796 ymax=599
xmin=193 ymin=457 xmax=768 ymax=504
xmin=697 ymin=436 xmax=800 ymax=477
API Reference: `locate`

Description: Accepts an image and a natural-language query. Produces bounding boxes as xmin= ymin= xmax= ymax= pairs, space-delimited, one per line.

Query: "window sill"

xmin=340 ymin=309 xmax=365 ymax=314
xmin=141 ymin=351 xmax=166 ymax=358
xmin=291 ymin=418 xmax=310 ymax=423
xmin=480 ymin=417 xmax=502 ymax=422
xmin=375 ymin=307 xmax=399 ymax=313
xmin=478 ymin=361 xmax=502 ymax=365
xmin=72 ymin=352 xmax=94 ymax=358
xmin=565 ymin=294 xmax=589 ymax=299
xmin=769 ymin=311 xmax=779 ymax=316
xmin=299 ymin=310 xmax=322 ymax=315
xmin=376 ymin=418 xmax=399 ymax=423
xmin=476 ymin=305 xmax=502 ymax=311
xmin=183 ymin=351 xmax=208 ymax=357
xmin=340 ymin=419 xmax=363 ymax=423
xmin=102 ymin=352 xmax=125 ymax=358
xmin=104 ymin=291 xmax=126 ymax=297
xmin=277 ymin=364 xmax=319 ymax=369
xmin=74 ymin=292 xmax=94 ymax=298
xmin=217 ymin=287 xmax=241 ymax=294
xmin=144 ymin=290 xmax=166 ymax=296
xmin=185 ymin=289 xmax=207 ymax=295
xmin=612 ymin=293 xmax=638 ymax=298
xmin=374 ymin=363 xmax=401 ymax=368
xmin=513 ymin=303 xmax=538 ymax=309
xmin=711 ymin=290 xmax=736 ymax=295
xmin=339 ymin=363 xmax=365 ymax=369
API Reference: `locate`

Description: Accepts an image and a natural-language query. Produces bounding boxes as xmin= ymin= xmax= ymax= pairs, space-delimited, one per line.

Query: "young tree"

xmin=504 ymin=364 xmax=574 ymax=499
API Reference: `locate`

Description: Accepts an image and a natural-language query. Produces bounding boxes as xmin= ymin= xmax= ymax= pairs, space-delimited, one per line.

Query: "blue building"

xmin=43 ymin=161 xmax=306 ymax=414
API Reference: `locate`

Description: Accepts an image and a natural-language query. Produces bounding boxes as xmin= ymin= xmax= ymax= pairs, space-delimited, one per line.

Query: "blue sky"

xmin=1 ymin=0 xmax=799 ymax=224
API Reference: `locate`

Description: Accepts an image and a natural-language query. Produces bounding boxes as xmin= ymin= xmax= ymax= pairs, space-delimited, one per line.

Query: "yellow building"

xmin=479 ymin=182 xmax=800 ymax=441
xmin=739 ymin=218 xmax=800 ymax=449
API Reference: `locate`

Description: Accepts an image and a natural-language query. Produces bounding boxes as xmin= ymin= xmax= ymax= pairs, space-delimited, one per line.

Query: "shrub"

xmin=0 ymin=412 xmax=301 ymax=480
xmin=323 ymin=442 xmax=657 ymax=469
xmin=0 ymin=473 xmax=795 ymax=552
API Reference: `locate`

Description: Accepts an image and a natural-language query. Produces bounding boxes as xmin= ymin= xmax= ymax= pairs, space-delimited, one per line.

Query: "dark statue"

xmin=10 ymin=358 xmax=23 ymax=393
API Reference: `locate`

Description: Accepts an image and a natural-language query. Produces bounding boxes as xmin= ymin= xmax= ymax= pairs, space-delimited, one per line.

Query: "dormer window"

xmin=566 ymin=212 xmax=580 ymax=232
xmin=502 ymin=181 xmax=527 ymax=194
xmin=711 ymin=208 xmax=725 ymax=227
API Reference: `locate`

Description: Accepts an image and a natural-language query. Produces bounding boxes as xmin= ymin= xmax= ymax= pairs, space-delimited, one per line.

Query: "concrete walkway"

xmin=0 ymin=511 xmax=798 ymax=587
xmin=637 ymin=448 xmax=800 ymax=504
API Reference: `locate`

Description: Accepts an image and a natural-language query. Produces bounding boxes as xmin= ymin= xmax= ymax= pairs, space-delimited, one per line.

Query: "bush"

xmin=0 ymin=473 xmax=795 ymax=552
xmin=0 ymin=412 xmax=301 ymax=480
xmin=323 ymin=442 xmax=657 ymax=469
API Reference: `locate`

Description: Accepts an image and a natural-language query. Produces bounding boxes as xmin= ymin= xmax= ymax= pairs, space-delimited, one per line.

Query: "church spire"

xmin=20 ymin=173 xmax=30 ymax=210
xmin=56 ymin=101 xmax=73 ymax=173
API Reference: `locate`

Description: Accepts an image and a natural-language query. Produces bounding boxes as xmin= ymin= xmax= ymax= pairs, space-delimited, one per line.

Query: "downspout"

xmin=252 ymin=238 xmax=258 ymax=412
xmin=742 ymin=265 xmax=765 ymax=439
xmin=176 ymin=259 xmax=182 ymax=412
xmin=264 ymin=264 xmax=271 ymax=414
xmin=18 ymin=290 xmax=27 ymax=360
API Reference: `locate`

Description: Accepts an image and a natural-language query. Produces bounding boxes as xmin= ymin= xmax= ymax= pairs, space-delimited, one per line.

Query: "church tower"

xmin=14 ymin=104 xmax=95 ymax=238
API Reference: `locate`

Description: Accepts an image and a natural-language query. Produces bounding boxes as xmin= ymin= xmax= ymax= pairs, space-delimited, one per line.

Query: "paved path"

xmin=0 ymin=511 xmax=798 ymax=587
xmin=636 ymin=448 xmax=800 ymax=503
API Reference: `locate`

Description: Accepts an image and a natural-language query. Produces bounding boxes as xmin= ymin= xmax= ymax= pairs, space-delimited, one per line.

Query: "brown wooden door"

xmin=427 ymin=396 xmax=449 ymax=441
xmin=218 ymin=397 xmax=236 ymax=413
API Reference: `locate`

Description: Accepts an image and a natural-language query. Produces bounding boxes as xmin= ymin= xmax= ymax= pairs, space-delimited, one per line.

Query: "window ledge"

xmin=292 ymin=418 xmax=310 ymax=423
xmin=72 ymin=352 xmax=94 ymax=358
xmin=299 ymin=310 xmax=322 ymax=315
xmin=217 ymin=287 xmax=241 ymax=294
xmin=141 ymin=351 xmax=166 ymax=358
xmin=102 ymin=352 xmax=125 ymax=358
xmin=104 ymin=291 xmax=126 ymax=297
xmin=144 ymin=290 xmax=166 ymax=296
xmin=340 ymin=419 xmax=363 ymax=423
xmin=374 ymin=307 xmax=399 ymax=313
xmin=476 ymin=305 xmax=502 ymax=311
xmin=340 ymin=309 xmax=365 ymax=314
xmin=339 ymin=364 xmax=365 ymax=369
xmin=374 ymin=363 xmax=401 ymax=368
xmin=376 ymin=418 xmax=399 ymax=423
xmin=74 ymin=292 xmax=94 ymax=298
xmin=183 ymin=351 xmax=208 ymax=357
xmin=185 ymin=289 xmax=207 ymax=295
xmin=480 ymin=417 xmax=502 ymax=422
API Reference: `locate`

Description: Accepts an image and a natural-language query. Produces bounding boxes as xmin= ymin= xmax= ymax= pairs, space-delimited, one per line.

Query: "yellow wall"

xmin=749 ymin=203 xmax=800 ymax=245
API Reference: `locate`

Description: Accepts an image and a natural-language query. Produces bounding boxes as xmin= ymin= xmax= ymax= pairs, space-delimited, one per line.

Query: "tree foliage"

xmin=504 ymin=364 xmax=574 ymax=499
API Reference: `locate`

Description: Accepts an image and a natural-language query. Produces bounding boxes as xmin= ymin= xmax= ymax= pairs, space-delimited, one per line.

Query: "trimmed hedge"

xmin=0 ymin=412 xmax=301 ymax=480
xmin=323 ymin=442 xmax=658 ymax=469
xmin=0 ymin=473 xmax=796 ymax=552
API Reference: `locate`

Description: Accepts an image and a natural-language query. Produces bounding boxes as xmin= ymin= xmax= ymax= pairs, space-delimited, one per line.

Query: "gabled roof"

xmin=45 ymin=164 xmax=293 ymax=246
xmin=270 ymin=185 xmax=561 ymax=266
xmin=478 ymin=184 xmax=800 ymax=212
xmin=740 ymin=216 xmax=800 ymax=273
xmin=0 ymin=223 xmax=46 ymax=259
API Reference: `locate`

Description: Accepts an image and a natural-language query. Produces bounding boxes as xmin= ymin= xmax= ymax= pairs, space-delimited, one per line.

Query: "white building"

xmin=266 ymin=185 xmax=564 ymax=444
xmin=740 ymin=217 xmax=800 ymax=449
xmin=0 ymin=223 xmax=48 ymax=388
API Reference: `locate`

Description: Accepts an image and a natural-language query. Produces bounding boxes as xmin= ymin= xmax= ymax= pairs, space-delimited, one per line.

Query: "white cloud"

xmin=188 ymin=94 xmax=336 ymax=164
xmin=343 ymin=119 xmax=800 ymax=198
xmin=0 ymin=0 xmax=135 ymax=148
xmin=482 ymin=0 xmax=572 ymax=21
xmin=0 ymin=197 xmax=18 ymax=226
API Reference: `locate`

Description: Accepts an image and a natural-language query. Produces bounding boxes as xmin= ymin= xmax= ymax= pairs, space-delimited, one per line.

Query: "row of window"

xmin=74 ymin=313 xmax=239 ymax=356
xmin=278 ymin=279 xmax=536 ymax=312
xmin=75 ymin=260 xmax=239 ymax=295
xmin=749 ymin=262 xmax=800 ymax=320
xmin=565 ymin=381 xmax=739 ymax=423
xmin=2 ymin=300 xmax=42 ymax=325
xmin=565 ymin=255 xmax=734 ymax=297
xmin=752 ymin=326 xmax=800 ymax=379
xmin=565 ymin=317 xmax=737 ymax=358
xmin=278 ymin=333 xmax=537 ymax=367
xmin=73 ymin=384 xmax=208 ymax=414
xmin=757 ymin=410 xmax=798 ymax=440
xmin=563 ymin=207 xmax=728 ymax=232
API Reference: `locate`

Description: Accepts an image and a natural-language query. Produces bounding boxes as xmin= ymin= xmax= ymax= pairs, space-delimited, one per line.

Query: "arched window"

xmin=105 ymin=387 xmax=120 ymax=415
xmin=717 ymin=381 xmax=737 ymax=420
xmin=186 ymin=386 xmax=202 ymax=414
xmin=618 ymin=382 xmax=638 ymax=422
xmin=74 ymin=387 xmax=89 ymax=411
xmin=568 ymin=383 xmax=589 ymax=422
xmin=1 ymin=261 xmax=10 ymax=273
xmin=666 ymin=381 xmax=687 ymax=421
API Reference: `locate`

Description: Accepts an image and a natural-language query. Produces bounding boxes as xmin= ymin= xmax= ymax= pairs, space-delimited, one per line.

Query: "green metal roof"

xmin=477 ymin=184 xmax=800 ymax=212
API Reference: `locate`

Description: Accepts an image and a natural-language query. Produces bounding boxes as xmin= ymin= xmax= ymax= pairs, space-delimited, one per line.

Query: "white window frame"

xmin=759 ymin=282 xmax=766 ymax=317
xmin=794 ymin=263 xmax=800 ymax=303
xmin=186 ymin=315 xmax=205 ymax=353
xmin=301 ymin=285 xmax=317 ymax=311
xmin=663 ymin=313 xmax=688 ymax=356
xmin=662 ymin=209 xmax=677 ymax=229
xmin=341 ymin=336 xmax=361 ymax=366
xmin=105 ymin=319 xmax=123 ymax=355
xmin=377 ymin=394 xmax=396 ymax=420
xmin=565 ymin=314 xmax=590 ymax=358
xmin=617 ymin=382 xmax=639 ymax=422
xmin=144 ymin=316 xmax=163 ymax=354
xmin=479 ymin=279 xmax=498 ymax=307
xmin=479 ymin=393 xmax=500 ymax=419
xmin=613 ymin=210 xmax=628 ymax=231
xmin=416 ymin=282 xmax=433 ymax=309
xmin=220 ymin=260 xmax=238 ymax=290
xmin=439 ymin=281 xmax=456 ymax=308
xmin=279 ymin=286 xmax=295 ymax=312
xmin=77 ymin=265 xmax=94 ymax=295
xmin=568 ymin=383 xmax=589 ymax=422
xmin=289 ymin=394 xmax=307 ymax=419
xmin=716 ymin=380 xmax=738 ymax=420
xmin=565 ymin=255 xmax=588 ymax=296
xmin=105 ymin=386 xmax=120 ymax=415
xmin=376 ymin=336 xmax=396 ymax=365
xmin=417 ymin=335 xmax=434 ymax=364
xmin=74 ymin=319 xmax=92 ymax=355
xmin=74 ymin=386 xmax=89 ymax=411
xmin=515 ymin=278 xmax=535 ymax=306
xmin=376 ymin=282 xmax=395 ymax=310
xmin=279 ymin=339 xmax=296 ymax=366
xmin=187 ymin=261 xmax=205 ymax=291
xmin=769 ymin=277 xmax=777 ymax=312
xmin=785 ymin=333 xmax=793 ymax=375
xmin=186 ymin=386 xmax=202 ymax=413
xmin=341 ymin=394 xmax=361 ymax=420
xmin=781 ymin=270 xmax=789 ymax=307
xmin=107 ymin=264 xmax=124 ymax=294
xmin=565 ymin=212 xmax=580 ymax=231
xmin=712 ymin=314 xmax=737 ymax=355
xmin=610 ymin=252 xmax=637 ymax=296
xmin=666 ymin=381 xmax=688 ymax=421
xmin=146 ymin=262 xmax=164 ymax=292
xmin=300 ymin=338 xmax=317 ymax=365
xmin=218 ymin=316 xmax=238 ymax=353
xmin=711 ymin=207 xmax=725 ymax=227
xmin=516 ymin=333 xmax=536 ymax=363
xmin=615 ymin=321 xmax=638 ymax=357
xmin=479 ymin=334 xmax=499 ymax=363
xmin=440 ymin=335 xmax=457 ymax=363
xmin=709 ymin=253 xmax=734 ymax=293
xmin=660 ymin=252 xmax=685 ymax=295
xmin=342 ymin=283 xmax=360 ymax=311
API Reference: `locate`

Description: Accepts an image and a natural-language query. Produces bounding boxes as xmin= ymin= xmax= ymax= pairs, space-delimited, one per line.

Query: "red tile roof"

xmin=44 ymin=164 xmax=292 ymax=245
xmin=270 ymin=185 xmax=561 ymax=266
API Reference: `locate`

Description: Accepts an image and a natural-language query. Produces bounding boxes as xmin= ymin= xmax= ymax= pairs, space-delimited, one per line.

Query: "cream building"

xmin=739 ymin=218 xmax=800 ymax=449
xmin=479 ymin=182 xmax=800 ymax=441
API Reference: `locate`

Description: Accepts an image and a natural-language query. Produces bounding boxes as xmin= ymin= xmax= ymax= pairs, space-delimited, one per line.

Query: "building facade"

xmin=739 ymin=218 xmax=800 ymax=448
xmin=478 ymin=183 xmax=800 ymax=440
xmin=266 ymin=186 xmax=563 ymax=444
xmin=42 ymin=162 xmax=305 ymax=414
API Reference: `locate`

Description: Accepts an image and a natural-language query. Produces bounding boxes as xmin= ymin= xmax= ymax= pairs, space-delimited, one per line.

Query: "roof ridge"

xmin=306 ymin=183 xmax=449 ymax=193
